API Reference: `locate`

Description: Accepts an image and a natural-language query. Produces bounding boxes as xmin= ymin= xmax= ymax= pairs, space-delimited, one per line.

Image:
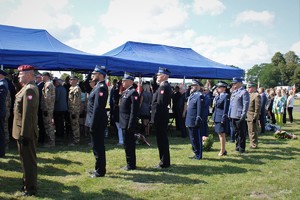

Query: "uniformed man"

xmin=119 ymin=72 xmax=139 ymax=170
xmin=151 ymin=67 xmax=172 ymax=168
xmin=12 ymin=65 xmax=39 ymax=196
xmin=41 ymin=72 xmax=56 ymax=147
xmin=68 ymin=75 xmax=82 ymax=146
xmin=35 ymin=74 xmax=45 ymax=144
xmin=247 ymin=82 xmax=261 ymax=149
xmin=213 ymin=81 xmax=230 ymax=156
xmin=0 ymin=69 xmax=8 ymax=158
xmin=185 ymin=80 xmax=205 ymax=160
xmin=258 ymin=87 xmax=267 ymax=134
xmin=228 ymin=77 xmax=249 ymax=154
xmin=201 ymin=86 xmax=211 ymax=137
xmin=85 ymin=65 xmax=108 ymax=178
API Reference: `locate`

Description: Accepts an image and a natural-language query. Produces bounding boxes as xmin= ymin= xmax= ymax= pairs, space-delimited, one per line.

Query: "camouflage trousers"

xmin=43 ymin=112 xmax=55 ymax=145
xmin=70 ymin=113 xmax=80 ymax=144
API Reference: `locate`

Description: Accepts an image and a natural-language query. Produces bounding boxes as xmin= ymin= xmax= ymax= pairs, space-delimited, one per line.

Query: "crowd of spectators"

xmin=0 ymin=70 xmax=296 ymax=155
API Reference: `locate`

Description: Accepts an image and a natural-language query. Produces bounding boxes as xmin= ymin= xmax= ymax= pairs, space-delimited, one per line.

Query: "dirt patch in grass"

xmin=250 ymin=191 xmax=271 ymax=199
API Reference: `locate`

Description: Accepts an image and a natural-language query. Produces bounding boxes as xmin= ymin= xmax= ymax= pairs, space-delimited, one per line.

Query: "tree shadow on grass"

xmin=38 ymin=165 xmax=80 ymax=176
xmin=0 ymin=159 xmax=22 ymax=172
xmin=206 ymin=145 xmax=299 ymax=165
xmin=37 ymin=156 xmax=82 ymax=165
xmin=110 ymin=171 xmax=208 ymax=185
xmin=0 ymin=176 xmax=143 ymax=200
xmin=259 ymin=138 xmax=289 ymax=145
xmin=138 ymin=164 xmax=249 ymax=177
xmin=0 ymin=157 xmax=80 ymax=176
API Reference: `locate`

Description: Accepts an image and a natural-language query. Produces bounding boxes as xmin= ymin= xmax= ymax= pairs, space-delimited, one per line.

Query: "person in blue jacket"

xmin=228 ymin=77 xmax=249 ymax=154
xmin=213 ymin=81 xmax=230 ymax=156
xmin=185 ymin=80 xmax=205 ymax=160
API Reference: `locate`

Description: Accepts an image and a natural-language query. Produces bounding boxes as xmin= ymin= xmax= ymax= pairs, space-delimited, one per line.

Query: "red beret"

xmin=18 ymin=65 xmax=35 ymax=71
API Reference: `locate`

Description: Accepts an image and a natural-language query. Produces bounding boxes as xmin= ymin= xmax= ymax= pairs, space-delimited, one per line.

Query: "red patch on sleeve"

xmin=27 ymin=95 xmax=33 ymax=100
xmin=99 ymin=92 xmax=103 ymax=96
xmin=160 ymin=90 xmax=164 ymax=94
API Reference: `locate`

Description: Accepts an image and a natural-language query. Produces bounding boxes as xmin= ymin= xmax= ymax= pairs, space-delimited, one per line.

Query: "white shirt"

xmin=287 ymin=95 xmax=294 ymax=107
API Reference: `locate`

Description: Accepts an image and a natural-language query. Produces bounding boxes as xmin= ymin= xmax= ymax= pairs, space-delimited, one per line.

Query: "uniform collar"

xmin=123 ymin=85 xmax=134 ymax=93
xmin=160 ymin=80 xmax=168 ymax=86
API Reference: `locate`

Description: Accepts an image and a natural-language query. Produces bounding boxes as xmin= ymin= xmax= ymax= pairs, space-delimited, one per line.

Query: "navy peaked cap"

xmin=232 ymin=77 xmax=244 ymax=83
xmin=217 ymin=81 xmax=228 ymax=87
xmin=157 ymin=67 xmax=171 ymax=75
xmin=93 ymin=65 xmax=107 ymax=75
xmin=122 ymin=72 xmax=135 ymax=81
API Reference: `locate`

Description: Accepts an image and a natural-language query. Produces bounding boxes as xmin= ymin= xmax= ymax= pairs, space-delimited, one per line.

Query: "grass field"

xmin=1 ymin=101 xmax=299 ymax=200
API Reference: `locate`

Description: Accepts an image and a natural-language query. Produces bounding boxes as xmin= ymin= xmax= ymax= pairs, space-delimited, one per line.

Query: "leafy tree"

xmin=271 ymin=52 xmax=286 ymax=66
xmin=284 ymin=51 xmax=299 ymax=64
xmin=246 ymin=64 xmax=262 ymax=82
xmin=291 ymin=64 xmax=300 ymax=91
xmin=258 ymin=63 xmax=281 ymax=88
xmin=280 ymin=63 xmax=298 ymax=85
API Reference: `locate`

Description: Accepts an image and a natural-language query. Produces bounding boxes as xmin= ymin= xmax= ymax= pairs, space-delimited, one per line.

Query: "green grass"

xmin=1 ymin=106 xmax=300 ymax=200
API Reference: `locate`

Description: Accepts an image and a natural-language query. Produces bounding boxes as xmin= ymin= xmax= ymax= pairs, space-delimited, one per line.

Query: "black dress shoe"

xmin=90 ymin=172 xmax=105 ymax=178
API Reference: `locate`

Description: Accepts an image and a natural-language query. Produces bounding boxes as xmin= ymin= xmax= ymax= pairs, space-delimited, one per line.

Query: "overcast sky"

xmin=1 ymin=0 xmax=300 ymax=71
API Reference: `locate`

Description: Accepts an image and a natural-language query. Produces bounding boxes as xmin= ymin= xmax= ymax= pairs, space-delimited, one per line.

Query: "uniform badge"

xmin=99 ymin=92 xmax=103 ymax=96
xmin=134 ymin=96 xmax=138 ymax=100
xmin=160 ymin=90 xmax=164 ymax=94
xmin=27 ymin=95 xmax=33 ymax=100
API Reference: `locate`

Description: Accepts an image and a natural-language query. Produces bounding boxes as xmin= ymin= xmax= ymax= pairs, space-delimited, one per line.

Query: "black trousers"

xmin=178 ymin=115 xmax=187 ymax=138
xmin=283 ymin=106 xmax=287 ymax=124
xmin=37 ymin=109 xmax=46 ymax=144
xmin=0 ymin=117 xmax=5 ymax=157
xmin=53 ymin=111 xmax=66 ymax=138
xmin=232 ymin=118 xmax=247 ymax=152
xmin=122 ymin=128 xmax=136 ymax=168
xmin=259 ymin=112 xmax=266 ymax=134
xmin=154 ymin=121 xmax=170 ymax=167
xmin=91 ymin=129 xmax=106 ymax=176
xmin=287 ymin=107 xmax=293 ymax=123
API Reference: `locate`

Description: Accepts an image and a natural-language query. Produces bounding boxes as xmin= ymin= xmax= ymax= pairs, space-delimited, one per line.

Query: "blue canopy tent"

xmin=0 ymin=24 xmax=104 ymax=70
xmin=102 ymin=41 xmax=244 ymax=79
xmin=0 ymin=24 xmax=243 ymax=79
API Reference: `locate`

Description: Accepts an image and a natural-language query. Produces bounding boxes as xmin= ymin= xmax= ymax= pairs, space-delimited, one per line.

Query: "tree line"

xmin=246 ymin=51 xmax=300 ymax=90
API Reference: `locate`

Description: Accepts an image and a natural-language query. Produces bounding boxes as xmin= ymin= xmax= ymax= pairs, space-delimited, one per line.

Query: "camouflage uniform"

xmin=68 ymin=85 xmax=81 ymax=144
xmin=41 ymin=81 xmax=55 ymax=146
xmin=5 ymin=90 xmax=11 ymax=146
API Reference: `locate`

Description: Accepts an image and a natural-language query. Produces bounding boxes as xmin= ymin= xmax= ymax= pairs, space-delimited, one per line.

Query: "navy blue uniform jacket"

xmin=151 ymin=81 xmax=172 ymax=124
xmin=185 ymin=91 xmax=204 ymax=127
xmin=119 ymin=86 xmax=140 ymax=129
xmin=213 ymin=92 xmax=230 ymax=123
xmin=85 ymin=81 xmax=108 ymax=132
